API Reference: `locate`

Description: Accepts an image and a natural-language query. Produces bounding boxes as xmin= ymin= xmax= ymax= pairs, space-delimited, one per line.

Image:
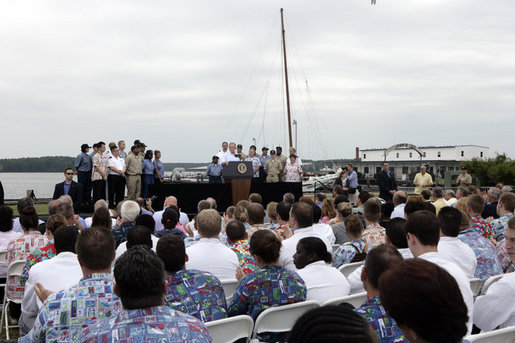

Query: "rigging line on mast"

xmin=239 ymin=77 xmax=271 ymax=144
xmin=225 ymin=15 xmax=279 ymax=139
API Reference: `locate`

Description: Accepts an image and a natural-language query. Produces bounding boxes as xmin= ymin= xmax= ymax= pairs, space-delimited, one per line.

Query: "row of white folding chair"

xmin=0 ymin=260 xmax=26 ymax=339
xmin=464 ymin=325 xmax=515 ymax=343
xmin=338 ymin=261 xmax=364 ymax=278
xmin=331 ymin=244 xmax=340 ymax=253
xmin=206 ymin=300 xmax=319 ymax=343
xmin=480 ymin=273 xmax=512 ymax=296
xmin=322 ymin=292 xmax=367 ymax=308
xmin=469 ymin=278 xmax=483 ymax=298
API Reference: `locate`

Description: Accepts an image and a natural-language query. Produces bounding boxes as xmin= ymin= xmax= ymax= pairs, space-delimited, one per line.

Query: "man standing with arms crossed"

xmin=125 ymin=145 xmax=142 ymax=200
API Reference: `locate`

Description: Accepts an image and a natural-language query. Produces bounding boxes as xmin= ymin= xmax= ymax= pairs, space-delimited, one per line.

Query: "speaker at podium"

xmin=222 ymin=161 xmax=254 ymax=206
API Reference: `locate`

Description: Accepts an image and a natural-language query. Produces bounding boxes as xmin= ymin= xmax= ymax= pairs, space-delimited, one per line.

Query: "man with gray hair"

xmin=482 ymin=187 xmax=502 ymax=219
xmin=432 ymin=187 xmax=448 ymax=215
xmin=112 ymin=200 xmax=140 ymax=247
xmin=456 ymin=187 xmax=471 ymax=200
xmin=222 ymin=142 xmax=240 ymax=166
xmin=444 ymin=189 xmax=458 ymax=207
xmin=390 ymin=191 xmax=407 ymax=220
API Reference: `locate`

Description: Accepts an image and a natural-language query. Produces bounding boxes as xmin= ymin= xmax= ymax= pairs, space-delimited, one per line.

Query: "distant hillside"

xmin=0 ymin=156 xmax=76 ymax=172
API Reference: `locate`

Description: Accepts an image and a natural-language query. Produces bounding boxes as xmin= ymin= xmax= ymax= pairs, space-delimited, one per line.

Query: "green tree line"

xmin=462 ymin=154 xmax=515 ymax=186
xmin=0 ymin=156 xmax=76 ymax=172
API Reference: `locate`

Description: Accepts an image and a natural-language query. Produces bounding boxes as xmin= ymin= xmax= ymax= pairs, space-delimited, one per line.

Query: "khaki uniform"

xmin=276 ymin=154 xmax=287 ymax=182
xmin=239 ymin=152 xmax=248 ymax=160
xmin=456 ymin=173 xmax=472 ymax=186
xmin=125 ymin=152 xmax=142 ymax=199
xmin=265 ymin=158 xmax=282 ymax=183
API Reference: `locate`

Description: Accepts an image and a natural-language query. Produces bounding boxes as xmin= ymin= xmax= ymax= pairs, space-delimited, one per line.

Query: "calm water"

xmin=1 ymin=173 xmax=77 ymax=199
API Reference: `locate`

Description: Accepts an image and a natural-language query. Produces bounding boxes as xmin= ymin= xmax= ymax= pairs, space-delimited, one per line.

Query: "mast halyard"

xmin=280 ymin=8 xmax=293 ymax=149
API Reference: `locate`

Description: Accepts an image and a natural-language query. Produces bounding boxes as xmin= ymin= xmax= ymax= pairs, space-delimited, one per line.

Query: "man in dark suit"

xmin=53 ymin=168 xmax=82 ymax=213
xmin=377 ymin=161 xmax=397 ymax=202
xmin=0 ymin=164 xmax=4 ymax=205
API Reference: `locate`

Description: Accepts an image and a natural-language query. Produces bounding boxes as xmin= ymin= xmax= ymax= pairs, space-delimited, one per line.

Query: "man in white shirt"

xmin=107 ymin=146 xmax=126 ymax=210
xmin=390 ymin=191 xmax=407 ymax=220
xmin=216 ymin=141 xmax=228 ymax=160
xmin=437 ymin=207 xmax=477 ymax=278
xmin=185 ymin=209 xmax=239 ymax=280
xmin=279 ymin=202 xmax=332 ymax=271
xmin=474 ymin=217 xmax=515 ymax=331
xmin=286 ymin=147 xmax=302 ymax=166
xmin=444 ymin=189 xmax=458 ymax=207
xmin=222 ymin=142 xmax=240 ymax=166
xmin=312 ymin=205 xmax=336 ymax=244
xmin=405 ymin=210 xmax=474 ymax=335
xmin=294 ymin=237 xmax=350 ymax=304
xmin=20 ymin=226 xmax=83 ymax=334
xmin=153 ymin=196 xmax=189 ymax=234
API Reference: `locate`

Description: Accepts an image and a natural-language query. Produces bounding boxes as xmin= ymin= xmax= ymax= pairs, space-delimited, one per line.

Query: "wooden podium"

xmin=223 ymin=161 xmax=254 ymax=206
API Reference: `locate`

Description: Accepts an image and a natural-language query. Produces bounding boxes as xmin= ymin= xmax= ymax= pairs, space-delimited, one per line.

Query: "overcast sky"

xmin=1 ymin=0 xmax=514 ymax=163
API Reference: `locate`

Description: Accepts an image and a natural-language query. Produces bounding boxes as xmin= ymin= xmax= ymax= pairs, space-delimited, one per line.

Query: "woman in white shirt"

xmin=294 ymin=236 xmax=350 ymax=304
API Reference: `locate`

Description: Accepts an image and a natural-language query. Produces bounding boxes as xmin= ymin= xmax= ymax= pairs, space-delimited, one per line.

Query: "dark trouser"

xmin=154 ymin=178 xmax=163 ymax=185
xmin=209 ymin=176 xmax=222 ymax=184
xmin=108 ymin=174 xmax=125 ymax=209
xmin=77 ymin=170 xmax=92 ymax=204
xmin=259 ymin=166 xmax=267 ymax=182
xmin=92 ymin=179 xmax=106 ymax=203
xmin=0 ymin=180 xmax=4 ymax=204
xmin=142 ymin=174 xmax=154 ymax=198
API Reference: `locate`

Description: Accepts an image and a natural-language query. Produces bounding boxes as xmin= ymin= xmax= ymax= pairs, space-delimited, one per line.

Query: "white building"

xmin=355 ymin=144 xmax=488 ymax=180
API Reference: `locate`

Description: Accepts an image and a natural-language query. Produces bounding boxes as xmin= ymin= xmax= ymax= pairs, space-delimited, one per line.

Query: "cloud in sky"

xmin=1 ymin=0 xmax=514 ymax=162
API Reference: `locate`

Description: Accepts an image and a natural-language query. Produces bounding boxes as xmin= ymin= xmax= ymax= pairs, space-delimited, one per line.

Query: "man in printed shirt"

xmin=20 ymin=228 xmax=122 ymax=342
xmin=362 ymin=199 xmax=386 ymax=248
xmin=226 ymin=220 xmax=259 ymax=274
xmin=467 ymin=194 xmax=494 ymax=239
xmin=157 ymin=234 xmax=227 ymax=322
xmin=355 ymin=244 xmax=408 ymax=343
xmin=491 ymin=192 xmax=515 ymax=241
xmin=458 ymin=210 xmax=502 ymax=282
xmin=78 ymin=246 xmax=212 ymax=342
xmin=274 ymin=201 xmax=294 ymax=240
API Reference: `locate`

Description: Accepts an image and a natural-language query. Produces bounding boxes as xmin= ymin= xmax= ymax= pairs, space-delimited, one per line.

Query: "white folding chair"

xmin=481 ymin=273 xmax=512 ymax=296
xmin=469 ymin=278 xmax=483 ymax=298
xmin=332 ymin=244 xmax=340 ymax=253
xmin=0 ymin=250 xmax=7 ymax=288
xmin=205 ymin=315 xmax=254 ymax=343
xmin=338 ymin=261 xmax=364 ymax=278
xmin=221 ymin=279 xmax=239 ymax=304
xmin=0 ymin=260 xmax=26 ymax=339
xmin=465 ymin=325 xmax=515 ymax=343
xmin=322 ymin=292 xmax=368 ymax=308
xmin=250 ymin=300 xmax=319 ymax=342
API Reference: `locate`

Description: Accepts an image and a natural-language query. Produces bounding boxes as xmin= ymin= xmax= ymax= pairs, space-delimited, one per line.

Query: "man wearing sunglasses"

xmin=52 ymin=168 xmax=82 ymax=213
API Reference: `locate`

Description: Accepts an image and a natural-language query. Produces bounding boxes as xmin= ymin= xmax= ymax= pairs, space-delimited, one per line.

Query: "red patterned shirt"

xmin=21 ymin=243 xmax=56 ymax=285
xmin=470 ymin=215 xmax=494 ymax=239
xmin=229 ymin=240 xmax=259 ymax=274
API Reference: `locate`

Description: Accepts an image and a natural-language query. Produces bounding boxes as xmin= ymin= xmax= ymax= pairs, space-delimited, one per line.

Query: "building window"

xmin=437 ymin=151 xmax=441 ymax=157
xmin=376 ymin=167 xmax=382 ymax=174
xmin=364 ymin=167 xmax=369 ymax=174
xmin=448 ymin=166 xmax=454 ymax=171
xmin=480 ymin=152 xmax=483 ymax=157
xmin=429 ymin=167 xmax=434 ymax=173
xmin=409 ymin=152 xmax=412 ymax=158
xmin=461 ymin=151 xmax=464 ymax=157
xmin=423 ymin=152 xmax=426 ymax=157
xmin=402 ymin=166 xmax=409 ymax=174
xmin=363 ymin=153 xmax=366 ymax=159
xmin=396 ymin=153 xmax=399 ymax=158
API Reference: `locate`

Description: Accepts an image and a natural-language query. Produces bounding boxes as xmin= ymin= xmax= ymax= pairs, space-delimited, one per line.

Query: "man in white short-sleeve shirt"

xmin=406 ymin=210 xmax=474 ymax=335
xmin=279 ymin=202 xmax=331 ymax=271
xmin=185 ymin=209 xmax=239 ymax=280
xmin=222 ymin=142 xmax=240 ymax=166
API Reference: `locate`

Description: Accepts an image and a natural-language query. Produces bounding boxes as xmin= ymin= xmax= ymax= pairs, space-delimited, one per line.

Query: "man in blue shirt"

xmin=206 ymin=156 xmax=223 ymax=184
xmin=258 ymin=147 xmax=270 ymax=182
xmin=354 ymin=244 xmax=408 ymax=343
xmin=75 ymin=143 xmax=93 ymax=206
xmin=347 ymin=163 xmax=360 ymax=204
xmin=78 ymin=246 xmax=212 ymax=342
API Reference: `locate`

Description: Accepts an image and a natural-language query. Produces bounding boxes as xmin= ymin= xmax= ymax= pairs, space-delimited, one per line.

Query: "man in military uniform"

xmin=125 ymin=145 xmax=142 ymax=200
xmin=456 ymin=166 xmax=472 ymax=187
xmin=236 ymin=144 xmax=248 ymax=160
xmin=264 ymin=150 xmax=283 ymax=183
xmin=275 ymin=146 xmax=287 ymax=182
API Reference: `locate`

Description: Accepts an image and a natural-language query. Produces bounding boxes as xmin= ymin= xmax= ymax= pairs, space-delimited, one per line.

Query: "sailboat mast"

xmin=280 ymin=8 xmax=293 ymax=149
